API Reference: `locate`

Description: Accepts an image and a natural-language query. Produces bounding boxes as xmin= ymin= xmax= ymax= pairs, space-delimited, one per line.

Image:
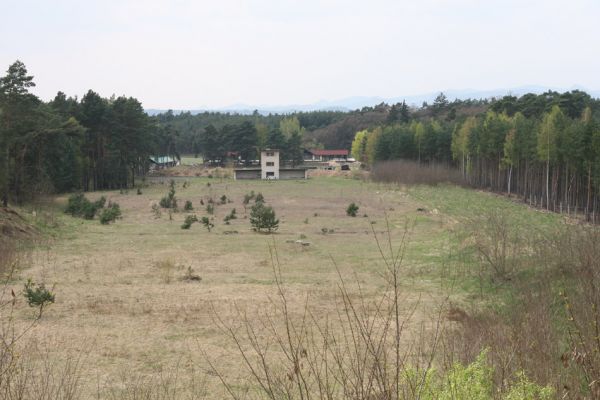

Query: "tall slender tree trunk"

xmin=546 ymin=159 xmax=550 ymax=210
xmin=507 ymin=165 xmax=512 ymax=196
xmin=586 ymin=164 xmax=592 ymax=219
xmin=1 ymin=143 xmax=8 ymax=207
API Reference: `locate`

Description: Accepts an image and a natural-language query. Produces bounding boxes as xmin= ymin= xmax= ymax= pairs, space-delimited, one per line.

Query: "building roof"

xmin=309 ymin=149 xmax=349 ymax=156
xmin=234 ymin=168 xmax=308 ymax=171
xmin=149 ymin=156 xmax=176 ymax=164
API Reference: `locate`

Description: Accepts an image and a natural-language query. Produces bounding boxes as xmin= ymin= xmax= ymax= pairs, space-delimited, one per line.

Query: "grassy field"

xmin=9 ymin=176 xmax=565 ymax=398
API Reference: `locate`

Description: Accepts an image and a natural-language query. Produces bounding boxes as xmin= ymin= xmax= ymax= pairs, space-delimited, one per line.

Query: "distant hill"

xmin=145 ymin=86 xmax=600 ymax=116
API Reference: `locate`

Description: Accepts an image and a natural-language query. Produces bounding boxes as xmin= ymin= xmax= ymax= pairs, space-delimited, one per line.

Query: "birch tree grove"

xmin=353 ymin=92 xmax=600 ymax=221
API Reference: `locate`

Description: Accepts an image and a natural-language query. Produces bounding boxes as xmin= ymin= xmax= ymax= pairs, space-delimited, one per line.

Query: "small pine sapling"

xmin=151 ymin=203 xmax=162 ymax=219
xmin=224 ymin=208 xmax=237 ymax=224
xmin=160 ymin=180 xmax=178 ymax=209
xmin=99 ymin=201 xmax=121 ymax=224
xmin=23 ymin=279 xmax=55 ymax=318
xmin=181 ymin=214 xmax=198 ymax=229
xmin=201 ymin=216 xmax=214 ymax=232
xmin=346 ymin=202 xmax=359 ymax=217
xmin=250 ymin=202 xmax=279 ymax=233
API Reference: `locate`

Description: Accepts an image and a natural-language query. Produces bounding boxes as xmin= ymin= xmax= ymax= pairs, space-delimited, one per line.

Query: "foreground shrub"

xmin=208 ymin=225 xmax=555 ymax=400
xmin=250 ymin=202 xmax=278 ymax=232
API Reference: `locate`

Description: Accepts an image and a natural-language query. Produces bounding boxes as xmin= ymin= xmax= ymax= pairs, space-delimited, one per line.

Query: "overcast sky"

xmin=1 ymin=0 xmax=599 ymax=109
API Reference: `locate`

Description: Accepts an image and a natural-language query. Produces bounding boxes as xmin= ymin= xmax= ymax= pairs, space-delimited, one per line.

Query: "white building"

xmin=261 ymin=149 xmax=280 ymax=179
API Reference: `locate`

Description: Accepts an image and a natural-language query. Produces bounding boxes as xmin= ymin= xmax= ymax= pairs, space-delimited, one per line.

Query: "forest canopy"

xmin=2 ymin=59 xmax=600 ymax=212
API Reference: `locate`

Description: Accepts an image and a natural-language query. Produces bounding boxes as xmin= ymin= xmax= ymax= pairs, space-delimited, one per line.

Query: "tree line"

xmin=0 ymin=61 xmax=169 ymax=204
xmin=199 ymin=116 xmax=305 ymax=166
xmin=353 ymin=91 xmax=600 ymax=219
xmin=153 ymin=108 xmax=346 ymax=155
xmin=0 ymin=61 xmax=314 ymax=204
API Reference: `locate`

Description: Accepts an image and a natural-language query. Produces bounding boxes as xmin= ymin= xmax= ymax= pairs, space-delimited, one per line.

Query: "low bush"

xmin=184 ymin=200 xmax=193 ymax=211
xmin=160 ymin=180 xmax=178 ymax=209
xmin=151 ymin=203 xmax=161 ymax=218
xmin=65 ymin=193 xmax=105 ymax=219
xmin=182 ymin=266 xmax=201 ymax=282
xmin=200 ymin=216 xmax=214 ymax=232
xmin=346 ymin=202 xmax=359 ymax=217
xmin=206 ymin=203 xmax=214 ymax=215
xmin=181 ymin=215 xmax=198 ymax=229
xmin=66 ymin=194 xmax=109 ymax=220
xmin=99 ymin=202 xmax=121 ymax=224
xmin=224 ymin=208 xmax=237 ymax=224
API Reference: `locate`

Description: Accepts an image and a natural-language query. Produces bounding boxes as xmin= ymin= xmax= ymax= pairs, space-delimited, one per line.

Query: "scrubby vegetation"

xmin=65 ymin=193 xmax=120 ymax=224
xmin=65 ymin=193 xmax=105 ymax=219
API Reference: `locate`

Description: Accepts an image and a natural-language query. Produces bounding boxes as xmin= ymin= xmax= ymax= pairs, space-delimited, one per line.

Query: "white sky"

xmin=1 ymin=0 xmax=599 ymax=109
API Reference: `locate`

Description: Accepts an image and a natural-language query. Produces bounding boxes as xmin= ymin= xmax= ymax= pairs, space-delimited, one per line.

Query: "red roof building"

xmin=304 ymin=149 xmax=349 ymax=161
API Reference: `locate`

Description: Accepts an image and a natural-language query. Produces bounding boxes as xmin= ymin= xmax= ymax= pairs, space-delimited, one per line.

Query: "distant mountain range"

xmin=145 ymin=85 xmax=600 ymax=116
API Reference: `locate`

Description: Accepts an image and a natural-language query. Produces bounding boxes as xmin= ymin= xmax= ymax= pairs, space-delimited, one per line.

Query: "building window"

xmin=266 ymin=171 xmax=275 ymax=177
xmin=266 ymin=162 xmax=275 ymax=166
xmin=266 ymin=152 xmax=275 ymax=157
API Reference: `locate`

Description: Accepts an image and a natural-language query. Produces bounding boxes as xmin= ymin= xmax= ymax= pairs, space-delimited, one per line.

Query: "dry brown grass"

xmin=4 ymin=176 xmax=451 ymax=398
xmin=371 ymin=160 xmax=466 ymax=186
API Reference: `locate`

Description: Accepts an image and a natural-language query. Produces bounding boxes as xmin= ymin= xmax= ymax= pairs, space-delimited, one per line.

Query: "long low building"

xmin=234 ymin=149 xmax=308 ymax=180
xmin=304 ymin=149 xmax=349 ymax=162
xmin=234 ymin=168 xmax=308 ymax=180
